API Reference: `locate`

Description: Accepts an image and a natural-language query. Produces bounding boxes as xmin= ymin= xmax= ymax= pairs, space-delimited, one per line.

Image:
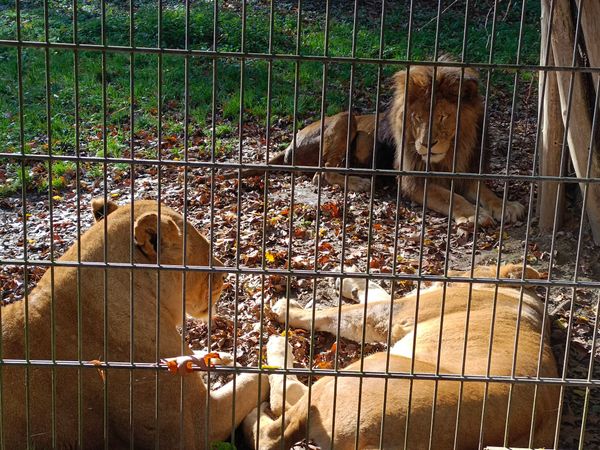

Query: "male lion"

xmin=1 ymin=199 xmax=266 ymax=449
xmin=388 ymin=64 xmax=525 ymax=226
xmin=243 ymin=264 xmax=559 ymax=449
xmin=208 ymin=64 xmax=523 ymax=226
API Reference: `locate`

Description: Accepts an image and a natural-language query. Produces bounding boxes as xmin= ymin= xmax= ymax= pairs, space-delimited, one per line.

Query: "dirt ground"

xmin=2 ymin=85 xmax=600 ymax=449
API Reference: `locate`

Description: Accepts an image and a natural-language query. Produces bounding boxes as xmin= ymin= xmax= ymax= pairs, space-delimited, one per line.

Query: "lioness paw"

xmin=266 ymin=335 xmax=294 ymax=368
xmin=335 ymin=271 xmax=367 ymax=302
xmin=193 ymin=349 xmax=234 ymax=366
xmin=271 ymin=298 xmax=302 ymax=322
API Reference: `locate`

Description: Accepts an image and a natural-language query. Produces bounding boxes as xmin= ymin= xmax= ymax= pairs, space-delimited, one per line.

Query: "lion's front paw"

xmin=487 ymin=200 xmax=525 ymax=224
xmin=456 ymin=209 xmax=495 ymax=228
xmin=347 ymin=176 xmax=372 ymax=192
xmin=271 ymin=298 xmax=303 ymax=323
xmin=503 ymin=200 xmax=525 ymax=223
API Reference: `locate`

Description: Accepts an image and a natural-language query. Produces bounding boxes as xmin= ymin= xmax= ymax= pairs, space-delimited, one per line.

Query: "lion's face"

xmin=409 ymin=98 xmax=459 ymax=163
xmin=393 ymin=64 xmax=481 ymax=166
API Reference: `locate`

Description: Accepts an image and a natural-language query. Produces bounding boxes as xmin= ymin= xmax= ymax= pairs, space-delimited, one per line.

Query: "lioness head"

xmin=393 ymin=63 xmax=481 ymax=164
xmin=92 ymin=198 xmax=225 ymax=321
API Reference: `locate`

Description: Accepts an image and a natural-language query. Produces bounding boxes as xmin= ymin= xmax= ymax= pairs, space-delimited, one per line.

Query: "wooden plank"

xmin=546 ymin=0 xmax=600 ymax=244
xmin=580 ymin=0 xmax=600 ymax=88
xmin=538 ymin=59 xmax=566 ymax=231
xmin=537 ymin=0 xmax=566 ymax=230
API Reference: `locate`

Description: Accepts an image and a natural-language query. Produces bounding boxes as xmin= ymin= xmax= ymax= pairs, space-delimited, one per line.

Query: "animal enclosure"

xmin=1 ymin=0 xmax=600 ymax=449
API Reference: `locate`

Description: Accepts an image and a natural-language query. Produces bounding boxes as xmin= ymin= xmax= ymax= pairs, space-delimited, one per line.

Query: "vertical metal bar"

xmin=128 ymin=0 xmax=136 ymax=446
xmin=14 ymin=0 xmax=30 ymax=446
xmin=72 ymin=0 xmax=84 ymax=445
xmin=282 ymin=2 xmax=307 ymax=446
xmin=579 ymin=290 xmax=600 ymax=449
xmin=205 ymin=1 xmax=219 ymax=446
xmin=180 ymin=0 xmax=191 ymax=446
xmin=375 ymin=2 xmax=399 ymax=445
xmin=231 ymin=1 xmax=247 ymax=445
xmin=475 ymin=1 xmax=506 ymax=447
xmin=345 ymin=2 xmax=370 ymax=449
xmin=155 ymin=0 xmax=164 ymax=447
xmin=100 ymin=0 xmax=110 ymax=444
xmin=399 ymin=3 xmax=416 ymax=449
xmin=255 ymin=0 xmax=276 ymax=447
xmin=42 ymin=0 xmax=57 ymax=445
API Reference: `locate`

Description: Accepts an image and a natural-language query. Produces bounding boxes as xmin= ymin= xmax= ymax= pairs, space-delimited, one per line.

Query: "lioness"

xmin=1 ymin=199 xmax=266 ymax=449
xmin=243 ymin=264 xmax=559 ymax=449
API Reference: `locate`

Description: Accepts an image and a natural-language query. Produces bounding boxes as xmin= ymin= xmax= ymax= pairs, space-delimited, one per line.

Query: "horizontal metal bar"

xmin=1 ymin=358 xmax=599 ymax=387
xmin=2 ymin=258 xmax=600 ymax=289
xmin=1 ymin=38 xmax=600 ymax=74
xmin=2 ymin=152 xmax=599 ymax=184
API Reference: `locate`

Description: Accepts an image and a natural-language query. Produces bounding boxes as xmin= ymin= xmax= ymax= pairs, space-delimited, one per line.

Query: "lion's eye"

xmin=439 ymin=114 xmax=448 ymax=123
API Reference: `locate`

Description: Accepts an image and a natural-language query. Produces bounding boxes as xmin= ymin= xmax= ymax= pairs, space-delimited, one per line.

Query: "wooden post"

xmin=537 ymin=0 xmax=565 ymax=231
xmin=580 ymin=0 xmax=600 ymax=90
xmin=545 ymin=0 xmax=600 ymax=244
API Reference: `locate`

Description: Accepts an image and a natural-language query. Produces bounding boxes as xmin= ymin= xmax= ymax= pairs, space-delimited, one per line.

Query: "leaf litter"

xmin=2 ymin=88 xmax=600 ymax=449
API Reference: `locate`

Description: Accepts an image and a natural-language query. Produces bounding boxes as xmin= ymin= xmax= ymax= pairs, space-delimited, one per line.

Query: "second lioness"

xmin=243 ymin=264 xmax=559 ymax=449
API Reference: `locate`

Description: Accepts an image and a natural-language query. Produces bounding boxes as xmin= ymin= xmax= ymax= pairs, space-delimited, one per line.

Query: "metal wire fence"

xmin=1 ymin=0 xmax=599 ymax=449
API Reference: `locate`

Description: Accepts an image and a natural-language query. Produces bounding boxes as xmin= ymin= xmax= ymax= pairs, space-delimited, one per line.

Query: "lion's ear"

xmin=460 ymin=70 xmax=480 ymax=101
xmin=133 ymin=212 xmax=181 ymax=259
xmin=394 ymin=67 xmax=430 ymax=101
xmin=437 ymin=68 xmax=479 ymax=101
xmin=91 ymin=197 xmax=118 ymax=222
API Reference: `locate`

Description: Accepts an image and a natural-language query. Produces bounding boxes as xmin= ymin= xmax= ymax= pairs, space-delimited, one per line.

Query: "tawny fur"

xmin=207 ymin=65 xmax=524 ymax=225
xmin=243 ymin=264 xmax=559 ymax=450
xmin=1 ymin=199 xmax=266 ymax=449
xmin=389 ymin=64 xmax=524 ymax=225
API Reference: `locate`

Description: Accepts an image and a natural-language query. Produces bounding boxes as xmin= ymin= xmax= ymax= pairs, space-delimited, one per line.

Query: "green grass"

xmin=0 ymin=1 xmax=540 ymax=194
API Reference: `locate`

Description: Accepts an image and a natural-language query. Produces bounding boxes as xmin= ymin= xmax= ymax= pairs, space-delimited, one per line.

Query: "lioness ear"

xmin=91 ymin=197 xmax=118 ymax=222
xmin=133 ymin=212 xmax=181 ymax=259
